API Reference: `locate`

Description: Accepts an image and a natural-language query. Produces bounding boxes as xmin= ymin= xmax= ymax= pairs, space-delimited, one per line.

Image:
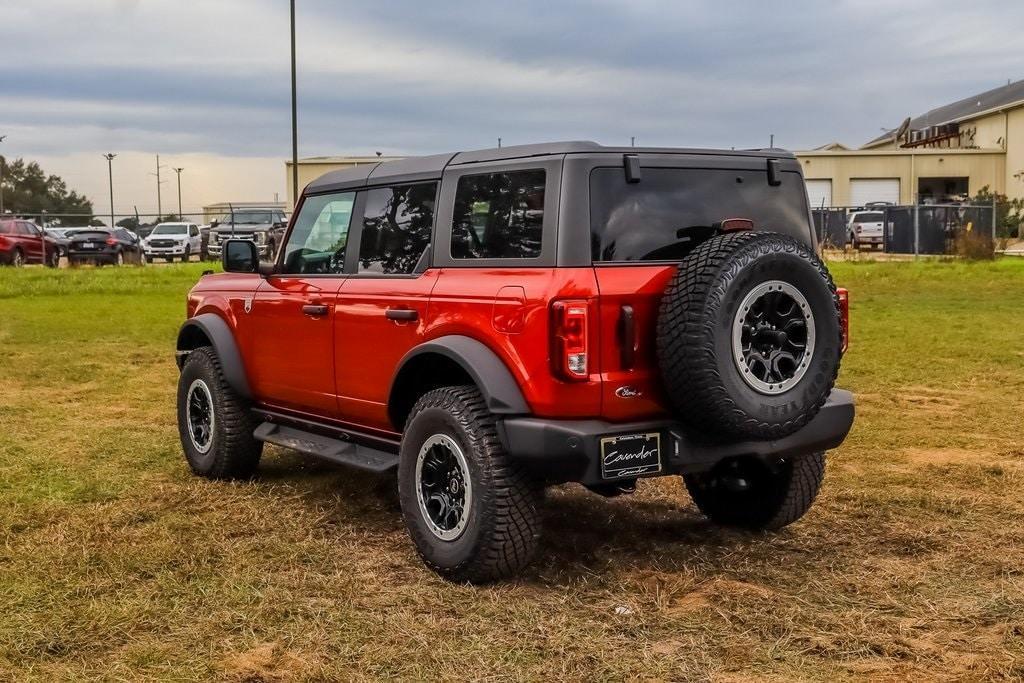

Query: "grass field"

xmin=2 ymin=260 xmax=1023 ymax=681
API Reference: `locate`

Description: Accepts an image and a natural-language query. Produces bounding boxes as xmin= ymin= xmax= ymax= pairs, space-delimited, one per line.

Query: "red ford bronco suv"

xmin=176 ymin=142 xmax=853 ymax=583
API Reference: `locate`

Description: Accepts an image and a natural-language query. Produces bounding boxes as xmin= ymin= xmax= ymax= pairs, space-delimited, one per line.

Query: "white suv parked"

xmin=144 ymin=223 xmax=202 ymax=262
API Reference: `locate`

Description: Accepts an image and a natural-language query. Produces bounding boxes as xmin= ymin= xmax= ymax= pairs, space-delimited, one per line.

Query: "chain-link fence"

xmin=812 ymin=204 xmax=997 ymax=256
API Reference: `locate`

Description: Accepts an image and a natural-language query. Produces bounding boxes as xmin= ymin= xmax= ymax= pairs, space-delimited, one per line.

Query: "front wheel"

xmin=398 ymin=386 xmax=541 ymax=583
xmin=177 ymin=346 xmax=262 ymax=479
xmin=684 ymin=452 xmax=826 ymax=530
xmin=181 ymin=246 xmax=191 ymax=263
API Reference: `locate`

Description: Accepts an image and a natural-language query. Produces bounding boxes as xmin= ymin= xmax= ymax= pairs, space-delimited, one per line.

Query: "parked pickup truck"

xmin=175 ymin=142 xmax=854 ymax=583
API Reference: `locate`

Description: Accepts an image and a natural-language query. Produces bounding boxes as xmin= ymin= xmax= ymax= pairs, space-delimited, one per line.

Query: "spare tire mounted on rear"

xmin=656 ymin=231 xmax=841 ymax=440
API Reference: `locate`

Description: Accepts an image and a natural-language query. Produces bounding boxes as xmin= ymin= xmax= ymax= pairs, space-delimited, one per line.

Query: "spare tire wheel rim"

xmin=416 ymin=434 xmax=472 ymax=541
xmin=732 ymin=280 xmax=815 ymax=395
xmin=186 ymin=378 xmax=215 ymax=454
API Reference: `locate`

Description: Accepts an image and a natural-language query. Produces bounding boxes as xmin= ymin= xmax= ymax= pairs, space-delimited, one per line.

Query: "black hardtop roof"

xmin=305 ymin=141 xmax=795 ymax=194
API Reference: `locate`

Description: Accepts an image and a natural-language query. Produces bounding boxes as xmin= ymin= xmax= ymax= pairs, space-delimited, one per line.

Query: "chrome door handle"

xmin=385 ymin=308 xmax=418 ymax=321
xmin=302 ymin=304 xmax=329 ymax=317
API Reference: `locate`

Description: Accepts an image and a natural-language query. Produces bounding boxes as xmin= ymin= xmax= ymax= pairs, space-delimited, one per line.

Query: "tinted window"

xmin=116 ymin=229 xmax=133 ymax=241
xmin=281 ymin=192 xmax=355 ymax=274
xmin=590 ymin=167 xmax=812 ymax=262
xmin=854 ymin=212 xmax=883 ymax=223
xmin=451 ymin=170 xmax=544 ymax=259
xmin=358 ymin=183 xmax=436 ymax=274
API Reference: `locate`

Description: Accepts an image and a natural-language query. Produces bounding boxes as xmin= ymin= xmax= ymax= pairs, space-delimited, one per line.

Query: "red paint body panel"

xmin=185 ymin=261 xmax=680 ymax=430
xmin=333 ymin=271 xmax=439 ymax=430
xmin=250 ymin=275 xmax=345 ymax=416
xmin=427 ymin=267 xmax=602 ymax=418
xmin=592 ymin=264 xmax=677 ymax=421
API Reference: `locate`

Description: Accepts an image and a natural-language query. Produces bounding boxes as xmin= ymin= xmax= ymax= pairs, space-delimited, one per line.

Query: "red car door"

xmin=246 ymin=191 xmax=356 ymax=417
xmin=18 ymin=222 xmax=44 ymax=262
xmin=333 ymin=182 xmax=439 ymax=432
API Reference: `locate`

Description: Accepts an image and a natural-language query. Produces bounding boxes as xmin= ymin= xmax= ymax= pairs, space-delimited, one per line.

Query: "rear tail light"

xmin=551 ymin=300 xmax=590 ymax=380
xmin=105 ymin=237 xmax=118 ymax=246
xmin=836 ymin=288 xmax=849 ymax=353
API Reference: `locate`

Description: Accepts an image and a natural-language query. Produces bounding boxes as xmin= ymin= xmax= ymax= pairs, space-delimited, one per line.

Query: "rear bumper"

xmin=499 ymin=389 xmax=855 ymax=486
xmin=68 ymin=251 xmax=117 ymax=264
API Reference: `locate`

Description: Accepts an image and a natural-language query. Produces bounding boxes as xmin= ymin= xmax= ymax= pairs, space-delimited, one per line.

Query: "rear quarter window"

xmin=589 ymin=167 xmax=812 ymax=262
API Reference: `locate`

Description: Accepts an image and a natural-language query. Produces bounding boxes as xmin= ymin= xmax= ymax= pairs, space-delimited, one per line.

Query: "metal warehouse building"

xmin=797 ymin=79 xmax=1024 ymax=207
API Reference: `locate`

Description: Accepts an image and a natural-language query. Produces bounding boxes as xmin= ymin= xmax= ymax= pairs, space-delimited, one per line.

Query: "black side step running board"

xmin=253 ymin=422 xmax=399 ymax=474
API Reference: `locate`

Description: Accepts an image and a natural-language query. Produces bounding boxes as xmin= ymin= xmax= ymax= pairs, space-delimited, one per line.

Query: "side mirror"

xmin=222 ymin=239 xmax=258 ymax=273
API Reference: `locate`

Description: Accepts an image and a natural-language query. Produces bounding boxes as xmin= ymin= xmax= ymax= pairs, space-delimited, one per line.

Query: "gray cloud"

xmin=2 ymin=0 xmax=1023 ymax=161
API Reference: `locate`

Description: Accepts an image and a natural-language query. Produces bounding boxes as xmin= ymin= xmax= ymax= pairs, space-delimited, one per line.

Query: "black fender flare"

xmin=388 ymin=335 xmax=530 ymax=421
xmin=176 ymin=313 xmax=251 ymax=399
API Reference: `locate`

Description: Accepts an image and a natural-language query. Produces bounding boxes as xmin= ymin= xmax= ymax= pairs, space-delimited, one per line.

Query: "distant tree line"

xmin=0 ymin=156 xmax=94 ymax=226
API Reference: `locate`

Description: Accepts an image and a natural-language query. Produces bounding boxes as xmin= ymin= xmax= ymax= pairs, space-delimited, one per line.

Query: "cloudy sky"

xmin=2 ymin=0 xmax=1023 ymax=217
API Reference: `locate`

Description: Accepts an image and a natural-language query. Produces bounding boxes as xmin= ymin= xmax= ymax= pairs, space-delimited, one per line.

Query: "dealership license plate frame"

xmin=599 ymin=432 xmax=662 ymax=480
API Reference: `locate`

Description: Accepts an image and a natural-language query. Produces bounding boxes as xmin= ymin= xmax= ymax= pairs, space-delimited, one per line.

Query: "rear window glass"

xmin=451 ymin=169 xmax=544 ymax=259
xmin=589 ymin=167 xmax=811 ymax=262
xmin=358 ymin=183 xmax=437 ymax=274
xmin=854 ymin=212 xmax=883 ymax=223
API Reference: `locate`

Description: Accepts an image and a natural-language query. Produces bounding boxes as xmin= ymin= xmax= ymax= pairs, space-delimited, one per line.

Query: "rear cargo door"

xmin=588 ymin=160 xmax=814 ymax=421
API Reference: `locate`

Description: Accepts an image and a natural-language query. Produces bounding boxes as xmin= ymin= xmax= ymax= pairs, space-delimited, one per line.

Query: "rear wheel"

xmin=684 ymin=452 xmax=826 ymax=530
xmin=115 ymin=251 xmax=124 ymax=266
xmin=177 ymin=346 xmax=262 ymax=479
xmin=398 ymin=386 xmax=541 ymax=583
xmin=46 ymin=249 xmax=60 ymax=268
xmin=12 ymin=248 xmax=24 ymax=267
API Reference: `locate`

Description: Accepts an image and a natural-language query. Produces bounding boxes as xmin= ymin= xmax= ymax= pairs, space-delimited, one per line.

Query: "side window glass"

xmin=358 ymin=183 xmax=436 ymax=275
xmin=280 ymin=192 xmax=355 ymax=274
xmin=451 ymin=169 xmax=545 ymax=259
xmin=190 ymin=225 xmax=199 ymax=237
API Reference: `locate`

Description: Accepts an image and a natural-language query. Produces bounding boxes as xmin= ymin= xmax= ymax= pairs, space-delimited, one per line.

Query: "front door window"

xmin=281 ymin=192 xmax=356 ymax=274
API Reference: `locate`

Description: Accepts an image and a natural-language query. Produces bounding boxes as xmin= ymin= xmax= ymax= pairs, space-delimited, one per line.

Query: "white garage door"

xmin=805 ymin=179 xmax=833 ymax=209
xmin=849 ymin=178 xmax=900 ymax=206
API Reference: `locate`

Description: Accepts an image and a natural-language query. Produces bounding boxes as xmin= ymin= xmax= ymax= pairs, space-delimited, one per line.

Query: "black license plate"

xmin=600 ymin=432 xmax=662 ymax=479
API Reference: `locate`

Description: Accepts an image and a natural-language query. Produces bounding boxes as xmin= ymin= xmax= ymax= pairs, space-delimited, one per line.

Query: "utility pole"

xmin=172 ymin=167 xmax=184 ymax=218
xmin=497 ymin=137 xmax=502 ymax=148
xmin=103 ymin=153 xmax=117 ymax=228
xmin=150 ymin=154 xmax=167 ymax=218
xmin=290 ymin=0 xmax=299 ymax=209
xmin=0 ymin=134 xmax=7 ymax=215
xmin=631 ymin=136 xmax=635 ymax=147
xmin=770 ymin=133 xmax=775 ymax=148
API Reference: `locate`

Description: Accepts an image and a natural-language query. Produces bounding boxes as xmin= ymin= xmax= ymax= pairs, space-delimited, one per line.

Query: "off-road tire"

xmin=177 ymin=346 xmax=262 ymax=479
xmin=656 ymin=231 xmax=841 ymax=440
xmin=684 ymin=452 xmax=826 ymax=530
xmin=398 ymin=386 xmax=541 ymax=583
